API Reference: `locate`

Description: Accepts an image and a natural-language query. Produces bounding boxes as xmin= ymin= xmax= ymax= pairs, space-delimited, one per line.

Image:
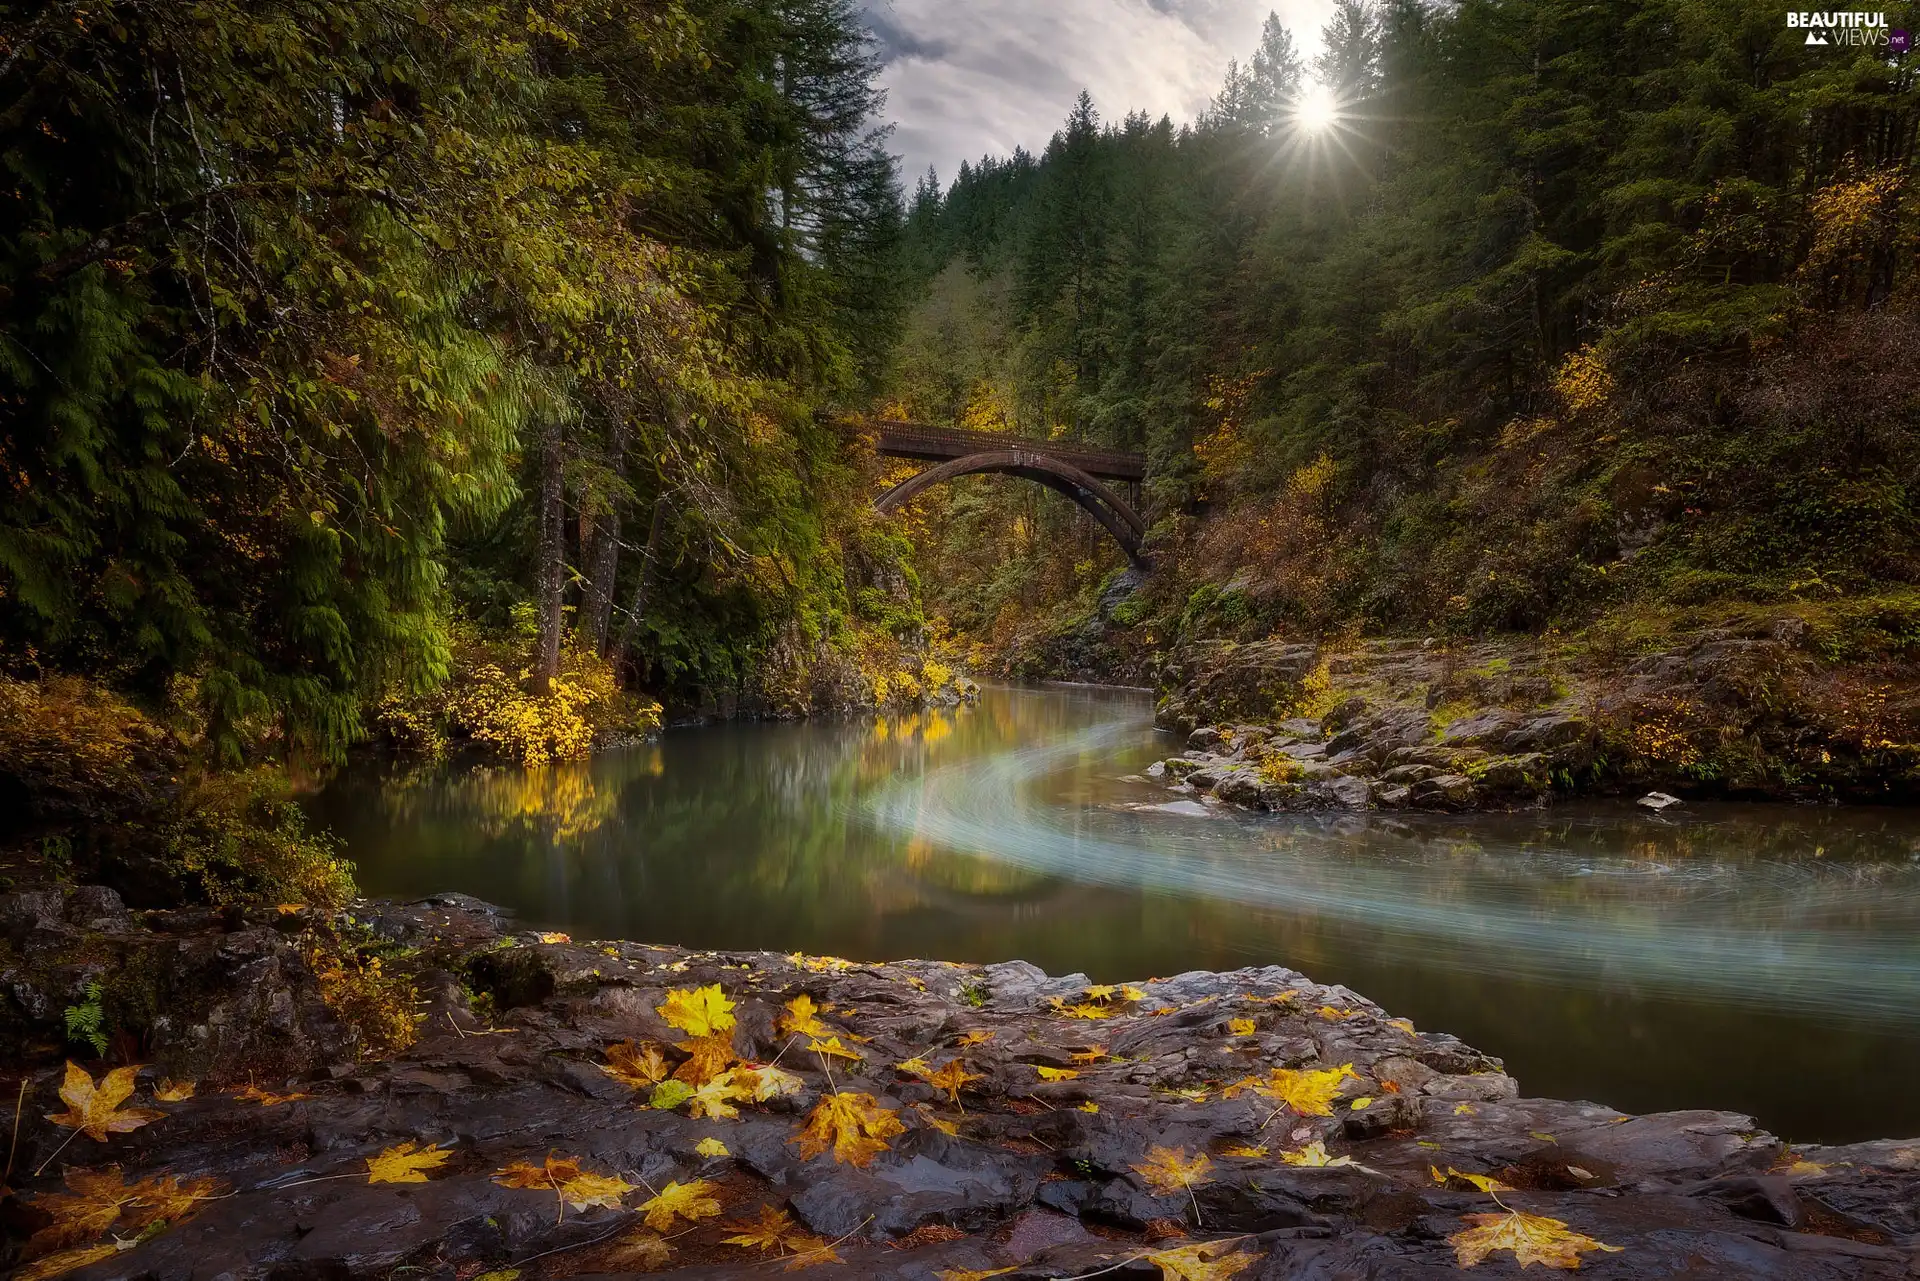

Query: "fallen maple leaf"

xmin=1281 ymin=1140 xmax=1356 ymax=1168
xmin=604 ymin=1229 xmax=674 ymax=1270
xmin=1224 ymin=1063 xmax=1357 ymax=1116
xmin=234 ymin=1084 xmax=310 ymax=1106
xmin=923 ymin=1060 xmax=984 ymax=1105
xmin=792 ymin=1091 xmax=905 ymax=1166
xmin=601 ymin=1040 xmax=673 ymax=1090
xmin=46 ymin=1063 xmax=163 ymax=1141
xmin=1132 ymin=1145 xmax=1214 ymax=1196
xmin=737 ymin=1064 xmax=804 ymax=1101
xmin=673 ymin=1030 xmax=738 ymax=1086
xmin=915 ymin=1105 xmax=960 ymax=1134
xmin=1449 ymin=1209 xmax=1622 ymax=1269
xmin=1431 ymin=1164 xmax=1513 ymax=1193
xmin=1070 ymin=1045 xmax=1108 ymax=1063
xmin=935 ymin=1269 xmax=1015 ymax=1281
xmin=722 ymin=1203 xmax=799 ymax=1252
xmin=1227 ymin=1018 xmax=1255 ymax=1036
xmin=897 ymin=1056 xmax=934 ymax=1077
xmin=1316 ymin=1005 xmax=1357 ymax=1021
xmin=656 ymin=984 xmax=736 ymax=1038
xmin=1084 ymin=984 xmax=1116 ymax=1001
xmin=650 ymin=1080 xmax=695 ymax=1110
xmin=560 ymin=1169 xmax=637 ymax=1213
xmin=1119 ymin=985 xmax=1149 ymax=1001
xmin=781 ymin=1233 xmax=843 ymax=1270
xmin=13 ymin=1243 xmax=122 ymax=1281
xmin=1035 ymin=1066 xmax=1080 ymax=1082
xmin=535 ymin=932 xmax=571 ymax=944
xmin=27 ymin=1169 xmax=226 ymax=1257
xmin=695 ymin=1136 xmax=732 ymax=1158
xmin=367 ymin=1140 xmax=452 ymax=1184
xmin=1146 ymin=1240 xmax=1258 ymax=1280
xmin=639 ymin=1178 xmax=722 ymax=1231
xmin=494 ymin=1155 xmax=582 ymax=1190
xmin=1077 ymin=1102 xmax=1100 ymax=1114
xmin=1454 ymin=1102 xmax=1477 ymax=1116
xmin=1220 ymin=1143 xmax=1268 ymax=1159
xmin=153 ymin=1079 xmax=196 ymax=1103
xmin=779 ymin=995 xmax=831 ymax=1038
xmin=805 ymin=1035 xmax=862 ymax=1062
xmin=687 ymin=1070 xmax=753 ymax=1120
xmin=956 ymin=1030 xmax=994 ymax=1047
xmin=1058 ymin=1002 xmax=1113 ymax=1020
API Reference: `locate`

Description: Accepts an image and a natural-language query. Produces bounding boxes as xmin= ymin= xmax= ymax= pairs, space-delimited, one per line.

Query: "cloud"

xmin=861 ymin=0 xmax=1337 ymax=183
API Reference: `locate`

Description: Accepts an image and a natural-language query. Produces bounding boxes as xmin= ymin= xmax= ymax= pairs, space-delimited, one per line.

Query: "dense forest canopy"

xmin=0 ymin=0 xmax=915 ymax=757
xmin=886 ymin=0 xmax=1918 ymax=666
xmin=2 ymin=0 xmax=1917 ymax=757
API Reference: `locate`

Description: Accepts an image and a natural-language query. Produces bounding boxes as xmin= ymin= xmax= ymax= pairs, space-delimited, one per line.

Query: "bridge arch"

xmin=875 ymin=448 xmax=1149 ymax=568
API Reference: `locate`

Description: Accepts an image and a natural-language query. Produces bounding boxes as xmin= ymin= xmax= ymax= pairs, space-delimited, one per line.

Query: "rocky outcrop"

xmin=4 ymin=894 xmax=1916 ymax=1279
xmin=1152 ymin=632 xmax=1920 ymax=810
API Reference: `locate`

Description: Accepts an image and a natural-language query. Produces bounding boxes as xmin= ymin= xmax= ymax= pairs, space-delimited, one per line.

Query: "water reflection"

xmin=313 ymin=683 xmax=1920 ymax=1142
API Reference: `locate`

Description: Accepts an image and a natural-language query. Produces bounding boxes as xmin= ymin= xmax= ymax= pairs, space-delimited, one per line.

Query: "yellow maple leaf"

xmin=779 ymin=995 xmax=831 ymax=1038
xmin=1119 ymin=985 xmax=1149 ymax=1001
xmin=1281 ymin=1140 xmax=1355 ymax=1168
xmin=1035 ymin=1066 xmax=1080 ymax=1082
xmin=367 ymin=1140 xmax=452 ymax=1184
xmin=1449 ymin=1209 xmax=1622 ymax=1269
xmin=656 ymin=984 xmax=735 ymax=1038
xmin=604 ymin=1229 xmax=674 ymax=1270
xmin=493 ymin=1154 xmax=582 ymax=1191
xmin=1227 ymin=1018 xmax=1256 ymax=1036
xmin=1225 ymin=1063 xmax=1357 ymax=1115
xmin=1316 ymin=1005 xmax=1357 ymax=1021
xmin=956 ymin=1030 xmax=994 ymax=1047
xmin=1070 ymin=1045 xmax=1107 ymax=1063
xmin=1454 ymin=1102 xmax=1477 ymax=1116
xmin=1221 ymin=1143 xmax=1268 ymax=1158
xmin=562 ymin=1169 xmax=637 ymax=1213
xmin=1060 ymin=1002 xmax=1113 ymax=1020
xmin=535 ymin=932 xmax=571 ymax=944
xmin=792 ymin=1091 xmax=905 ymax=1166
xmin=1350 ymin=1096 xmax=1374 ymax=1110
xmin=935 ymin=1269 xmax=1015 ymax=1281
xmin=638 ymin=1178 xmax=721 ymax=1230
xmin=805 ymin=1035 xmax=862 ymax=1062
xmin=736 ymin=1064 xmax=805 ymax=1101
xmin=694 ymin=1137 xmax=731 ymax=1158
xmin=924 ymin=1060 xmax=984 ymax=1105
xmin=153 ymin=1079 xmax=196 ymax=1103
xmin=673 ymin=1031 xmax=737 ymax=1086
xmin=1131 ymin=1145 xmax=1214 ymax=1196
xmin=23 ymin=1169 xmax=222 ymax=1254
xmin=723 ymin=1203 xmax=797 ymax=1252
xmin=1431 ymin=1165 xmax=1514 ymax=1193
xmin=897 ymin=1056 xmax=933 ymax=1077
xmin=687 ymin=1070 xmax=753 ymax=1120
xmin=46 ymin=1063 xmax=163 ymax=1141
xmin=1077 ymin=1101 xmax=1100 ymax=1114
xmin=235 ymin=1084 xmax=310 ymax=1105
xmin=782 ymin=1233 xmax=844 ymax=1270
xmin=601 ymin=1040 xmax=673 ymax=1090
xmin=916 ymin=1106 xmax=961 ymax=1134
xmin=1146 ymin=1240 xmax=1258 ymax=1280
xmin=13 ymin=1243 xmax=122 ymax=1281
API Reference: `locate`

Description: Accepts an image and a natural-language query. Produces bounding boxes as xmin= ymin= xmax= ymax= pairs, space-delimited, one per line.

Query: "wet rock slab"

xmin=6 ymin=897 xmax=1917 ymax=1280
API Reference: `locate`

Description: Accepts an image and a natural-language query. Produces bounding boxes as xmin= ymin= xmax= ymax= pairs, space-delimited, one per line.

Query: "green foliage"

xmin=886 ymin=0 xmax=1919 ymax=656
xmin=64 ymin=979 xmax=109 ymax=1057
xmin=164 ymin=770 xmax=357 ymax=909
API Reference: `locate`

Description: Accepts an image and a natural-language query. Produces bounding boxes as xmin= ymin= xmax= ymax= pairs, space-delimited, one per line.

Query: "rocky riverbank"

xmin=3 ymin=887 xmax=1917 ymax=1279
xmin=1148 ymin=630 xmax=1920 ymax=813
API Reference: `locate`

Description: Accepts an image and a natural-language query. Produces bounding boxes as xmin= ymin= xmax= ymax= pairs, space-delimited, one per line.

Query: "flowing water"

xmin=312 ymin=682 xmax=1920 ymax=1143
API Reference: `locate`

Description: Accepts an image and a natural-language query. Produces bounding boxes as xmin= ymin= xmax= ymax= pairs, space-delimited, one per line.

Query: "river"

xmin=311 ymin=682 xmax=1920 ymax=1143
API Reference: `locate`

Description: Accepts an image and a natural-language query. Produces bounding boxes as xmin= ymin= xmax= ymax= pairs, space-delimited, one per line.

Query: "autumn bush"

xmin=0 ymin=675 xmax=176 ymax=831
xmin=375 ymin=628 xmax=663 ymax=766
xmin=309 ymin=945 xmax=422 ymax=1059
xmin=163 ymin=770 xmax=357 ymax=910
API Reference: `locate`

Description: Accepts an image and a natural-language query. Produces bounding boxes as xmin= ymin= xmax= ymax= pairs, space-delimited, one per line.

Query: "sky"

xmin=860 ymin=0 xmax=1340 ymax=185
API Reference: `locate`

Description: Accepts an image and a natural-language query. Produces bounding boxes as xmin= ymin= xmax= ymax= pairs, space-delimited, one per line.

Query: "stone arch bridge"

xmin=861 ymin=421 xmax=1149 ymax=567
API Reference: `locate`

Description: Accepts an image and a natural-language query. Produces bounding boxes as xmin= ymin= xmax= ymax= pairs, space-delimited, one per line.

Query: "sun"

xmin=1293 ymin=84 xmax=1340 ymax=133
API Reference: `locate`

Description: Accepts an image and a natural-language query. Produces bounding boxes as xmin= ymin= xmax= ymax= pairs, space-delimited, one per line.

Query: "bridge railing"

xmin=855 ymin=419 xmax=1145 ymax=481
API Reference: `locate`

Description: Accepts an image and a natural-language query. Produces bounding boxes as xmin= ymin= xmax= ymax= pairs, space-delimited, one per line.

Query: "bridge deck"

xmin=864 ymin=421 xmax=1145 ymax=483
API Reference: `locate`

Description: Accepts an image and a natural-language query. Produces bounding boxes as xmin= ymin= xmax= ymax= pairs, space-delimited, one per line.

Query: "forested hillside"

xmin=1 ymin=0 xmax=927 ymax=765
xmin=886 ymin=0 xmax=1919 ymax=673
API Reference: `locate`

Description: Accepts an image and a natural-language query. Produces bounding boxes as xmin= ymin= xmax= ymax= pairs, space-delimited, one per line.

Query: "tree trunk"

xmin=532 ymin=416 xmax=566 ymax=693
xmin=582 ymin=418 xmax=631 ymax=654
xmin=614 ymin=495 xmax=669 ymax=660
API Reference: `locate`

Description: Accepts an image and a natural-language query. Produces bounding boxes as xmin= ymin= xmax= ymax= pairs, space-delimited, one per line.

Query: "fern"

xmin=64 ymin=980 xmax=108 ymax=1057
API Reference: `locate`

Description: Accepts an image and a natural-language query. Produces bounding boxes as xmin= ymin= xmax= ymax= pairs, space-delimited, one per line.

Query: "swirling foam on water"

xmin=865 ymin=718 xmax=1920 ymax=1022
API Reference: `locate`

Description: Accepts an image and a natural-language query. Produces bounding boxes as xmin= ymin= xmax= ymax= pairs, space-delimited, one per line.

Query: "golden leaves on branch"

xmin=366 ymin=1141 xmax=452 ymax=1183
xmin=792 ymin=1092 xmax=904 ymax=1166
xmin=1447 ymin=1209 xmax=1622 ymax=1270
xmin=1131 ymin=1145 xmax=1214 ymax=1197
xmin=637 ymin=1178 xmax=722 ymax=1231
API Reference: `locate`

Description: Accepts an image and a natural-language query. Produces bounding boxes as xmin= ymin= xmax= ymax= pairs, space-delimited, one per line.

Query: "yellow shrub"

xmin=308 ymin=946 xmax=421 ymax=1059
xmin=1554 ymin=345 xmax=1613 ymax=414
xmin=1258 ymin=750 xmax=1302 ymax=785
